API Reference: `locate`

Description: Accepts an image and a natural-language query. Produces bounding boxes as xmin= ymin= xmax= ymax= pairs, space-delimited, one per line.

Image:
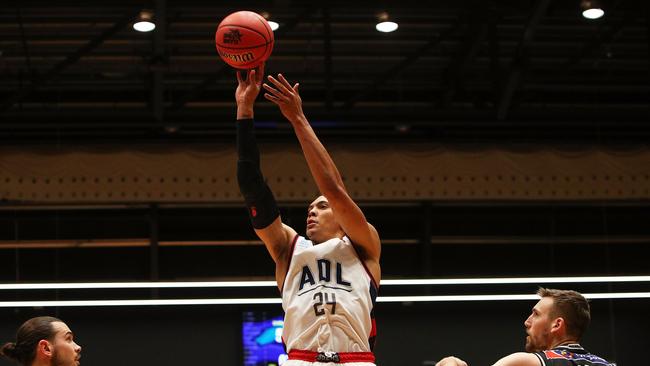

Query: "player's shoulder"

xmin=294 ymin=235 xmax=312 ymax=248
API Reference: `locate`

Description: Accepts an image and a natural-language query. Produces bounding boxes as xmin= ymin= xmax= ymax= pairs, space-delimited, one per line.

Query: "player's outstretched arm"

xmin=235 ymin=66 xmax=297 ymax=275
xmin=492 ymin=352 xmax=541 ymax=366
xmin=436 ymin=356 xmax=468 ymax=366
xmin=263 ymin=73 xmax=381 ymax=281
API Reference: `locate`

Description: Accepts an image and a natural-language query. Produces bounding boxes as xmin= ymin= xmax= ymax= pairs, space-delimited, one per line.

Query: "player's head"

xmin=524 ymin=288 xmax=590 ymax=352
xmin=306 ymin=195 xmax=344 ymax=244
xmin=0 ymin=316 xmax=82 ymax=366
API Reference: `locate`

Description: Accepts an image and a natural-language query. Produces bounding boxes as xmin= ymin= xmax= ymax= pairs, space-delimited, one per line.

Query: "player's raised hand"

xmin=236 ymin=63 xmax=265 ymax=118
xmin=263 ymin=74 xmax=305 ymax=124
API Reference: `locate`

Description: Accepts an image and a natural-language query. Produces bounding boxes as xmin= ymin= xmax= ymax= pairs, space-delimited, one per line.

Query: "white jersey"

xmin=281 ymin=235 xmax=378 ymax=354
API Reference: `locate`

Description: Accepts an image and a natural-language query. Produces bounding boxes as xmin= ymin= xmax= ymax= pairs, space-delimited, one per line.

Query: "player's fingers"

xmin=263 ymin=93 xmax=281 ymax=104
xmin=267 ymin=75 xmax=293 ymax=96
xmin=236 ymin=70 xmax=243 ymax=84
xmin=262 ymin=83 xmax=286 ymax=100
xmin=255 ymin=63 xmax=265 ymax=84
xmin=277 ymin=74 xmax=294 ymax=91
xmin=249 ymin=69 xmax=256 ymax=84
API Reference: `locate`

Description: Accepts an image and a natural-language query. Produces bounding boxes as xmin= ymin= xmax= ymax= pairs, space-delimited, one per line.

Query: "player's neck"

xmin=551 ymin=338 xmax=580 ymax=348
xmin=312 ymin=231 xmax=345 ymax=244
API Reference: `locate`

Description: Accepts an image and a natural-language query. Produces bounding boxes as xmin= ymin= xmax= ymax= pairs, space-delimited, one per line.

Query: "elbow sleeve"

xmin=237 ymin=160 xmax=280 ymax=229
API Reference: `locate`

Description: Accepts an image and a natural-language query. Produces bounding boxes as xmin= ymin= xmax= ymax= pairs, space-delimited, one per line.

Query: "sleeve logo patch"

xmin=544 ymin=351 xmax=571 ymax=359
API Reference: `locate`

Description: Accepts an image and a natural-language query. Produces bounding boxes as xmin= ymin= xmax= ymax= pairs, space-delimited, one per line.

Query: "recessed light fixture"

xmin=376 ymin=12 xmax=398 ymax=33
xmin=581 ymin=0 xmax=604 ymax=19
xmin=133 ymin=10 xmax=155 ymax=32
xmin=260 ymin=11 xmax=279 ymax=31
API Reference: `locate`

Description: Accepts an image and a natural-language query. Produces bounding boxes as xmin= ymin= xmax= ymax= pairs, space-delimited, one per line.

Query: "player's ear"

xmin=37 ymin=339 xmax=53 ymax=357
xmin=551 ymin=317 xmax=564 ymax=333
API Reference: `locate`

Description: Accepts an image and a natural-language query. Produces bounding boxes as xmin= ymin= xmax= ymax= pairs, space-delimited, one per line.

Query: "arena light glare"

xmin=260 ymin=11 xmax=279 ymax=31
xmin=375 ymin=12 xmax=398 ymax=33
xmin=2 ymin=275 xmax=650 ymax=290
xmin=581 ymin=0 xmax=604 ymax=19
xmin=133 ymin=10 xmax=156 ymax=32
xmin=0 ymin=298 xmax=281 ymax=308
xmin=382 ymin=275 xmax=650 ymax=286
xmin=378 ymin=292 xmax=650 ymax=303
xmin=0 ymin=280 xmax=275 ymax=290
xmin=1 ymin=292 xmax=649 ymax=308
xmin=2 ymin=276 xmax=649 ymax=307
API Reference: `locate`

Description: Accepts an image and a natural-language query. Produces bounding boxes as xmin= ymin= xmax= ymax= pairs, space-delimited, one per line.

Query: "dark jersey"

xmin=534 ymin=344 xmax=615 ymax=366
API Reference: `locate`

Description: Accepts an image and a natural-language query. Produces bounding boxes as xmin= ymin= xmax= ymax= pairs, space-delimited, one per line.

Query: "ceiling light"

xmin=2 ymin=275 xmax=649 ymax=290
xmin=378 ymin=292 xmax=650 ymax=303
xmin=581 ymin=0 xmax=604 ymax=19
xmin=133 ymin=10 xmax=155 ymax=32
xmin=3 ymin=275 xmax=649 ymax=307
xmin=376 ymin=12 xmax=398 ymax=33
xmin=260 ymin=11 xmax=279 ymax=31
xmin=1 ymin=292 xmax=649 ymax=307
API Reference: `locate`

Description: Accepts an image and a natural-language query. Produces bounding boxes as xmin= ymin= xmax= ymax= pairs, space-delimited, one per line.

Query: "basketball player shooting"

xmin=235 ymin=64 xmax=381 ymax=365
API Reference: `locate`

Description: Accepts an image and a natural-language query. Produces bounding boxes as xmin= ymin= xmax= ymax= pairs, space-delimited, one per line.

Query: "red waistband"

xmin=288 ymin=349 xmax=375 ymax=363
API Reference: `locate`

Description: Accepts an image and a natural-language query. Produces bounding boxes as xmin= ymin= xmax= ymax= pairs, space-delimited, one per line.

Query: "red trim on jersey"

xmin=347 ymin=236 xmax=380 ymax=289
xmin=362 ymin=259 xmax=379 ymax=290
xmin=369 ymin=317 xmax=377 ymax=338
xmin=280 ymin=234 xmax=300 ymax=294
xmin=288 ymin=349 xmax=375 ymax=363
xmin=543 ymin=350 xmax=567 ymax=359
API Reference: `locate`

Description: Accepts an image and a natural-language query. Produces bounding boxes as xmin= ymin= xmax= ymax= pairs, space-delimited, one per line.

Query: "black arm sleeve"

xmin=236 ymin=119 xmax=280 ymax=229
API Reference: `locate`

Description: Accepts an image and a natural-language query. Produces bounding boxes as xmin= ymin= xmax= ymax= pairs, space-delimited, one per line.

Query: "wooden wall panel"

xmin=1 ymin=145 xmax=649 ymax=204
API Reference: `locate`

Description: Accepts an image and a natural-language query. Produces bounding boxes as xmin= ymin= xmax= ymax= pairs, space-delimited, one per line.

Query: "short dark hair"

xmin=537 ymin=288 xmax=591 ymax=339
xmin=0 ymin=316 xmax=62 ymax=366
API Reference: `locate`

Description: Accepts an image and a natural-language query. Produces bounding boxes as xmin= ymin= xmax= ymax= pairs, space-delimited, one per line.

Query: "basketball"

xmin=215 ymin=11 xmax=274 ymax=69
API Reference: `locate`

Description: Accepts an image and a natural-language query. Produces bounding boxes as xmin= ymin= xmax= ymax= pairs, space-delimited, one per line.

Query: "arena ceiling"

xmin=1 ymin=0 xmax=649 ymax=145
xmin=1 ymin=1 xmax=649 ymax=297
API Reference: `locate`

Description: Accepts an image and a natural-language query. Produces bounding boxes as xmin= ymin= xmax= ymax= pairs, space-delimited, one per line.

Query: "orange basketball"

xmin=215 ymin=11 xmax=274 ymax=69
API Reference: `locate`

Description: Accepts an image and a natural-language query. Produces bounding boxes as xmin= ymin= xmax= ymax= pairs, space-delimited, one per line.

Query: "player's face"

xmin=524 ymin=297 xmax=554 ymax=352
xmin=306 ymin=195 xmax=343 ymax=244
xmin=49 ymin=322 xmax=82 ymax=366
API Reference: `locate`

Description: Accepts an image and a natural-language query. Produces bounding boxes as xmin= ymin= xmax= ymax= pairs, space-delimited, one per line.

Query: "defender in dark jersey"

xmin=533 ymin=343 xmax=613 ymax=366
xmin=437 ymin=288 xmax=615 ymax=366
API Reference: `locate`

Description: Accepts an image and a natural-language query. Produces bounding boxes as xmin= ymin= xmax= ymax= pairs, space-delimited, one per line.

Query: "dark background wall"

xmin=1 ymin=203 xmax=649 ymax=365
